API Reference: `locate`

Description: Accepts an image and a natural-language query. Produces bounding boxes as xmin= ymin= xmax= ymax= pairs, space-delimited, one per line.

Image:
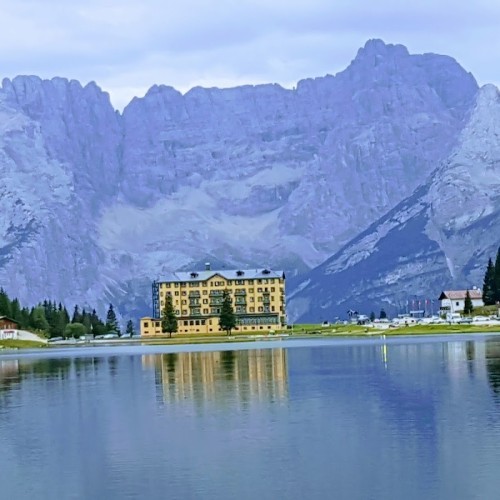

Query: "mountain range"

xmin=0 ymin=39 xmax=494 ymax=322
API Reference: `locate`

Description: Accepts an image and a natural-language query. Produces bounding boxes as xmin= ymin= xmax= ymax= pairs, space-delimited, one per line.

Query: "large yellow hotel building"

xmin=140 ymin=264 xmax=286 ymax=336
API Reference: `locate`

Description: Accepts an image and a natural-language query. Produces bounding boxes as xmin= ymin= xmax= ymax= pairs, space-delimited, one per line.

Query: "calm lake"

xmin=2 ymin=335 xmax=500 ymax=499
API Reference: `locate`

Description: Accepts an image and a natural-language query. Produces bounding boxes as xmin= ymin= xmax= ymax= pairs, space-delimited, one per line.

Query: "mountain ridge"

xmin=0 ymin=40 xmax=482 ymax=320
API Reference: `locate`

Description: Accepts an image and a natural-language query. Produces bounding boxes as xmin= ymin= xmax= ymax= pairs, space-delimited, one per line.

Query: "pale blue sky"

xmin=1 ymin=0 xmax=499 ymax=110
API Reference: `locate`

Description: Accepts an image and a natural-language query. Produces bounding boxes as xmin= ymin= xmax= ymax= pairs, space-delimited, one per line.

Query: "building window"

xmin=144 ymin=322 xmax=149 ymax=328
xmin=175 ymin=291 xmax=179 ymax=296
xmin=182 ymin=310 xmax=188 ymax=315
xmin=160 ymin=291 xmax=164 ymax=297
xmin=203 ymin=308 xmax=209 ymax=314
xmin=456 ymin=301 xmax=459 ymax=306
xmin=182 ymin=291 xmax=187 ymax=296
xmin=249 ymin=288 xmax=254 ymax=293
xmin=203 ymin=299 xmax=208 ymax=304
xmin=258 ymin=306 xmax=263 ymax=312
xmin=175 ymin=310 xmax=180 ymax=315
xmin=250 ymin=307 xmax=255 ymax=312
xmin=270 ymin=279 xmax=275 ymax=284
xmin=182 ymin=300 xmax=187 ymax=305
xmin=174 ymin=283 xmax=179 ymax=287
xmin=271 ymin=287 xmax=275 ymax=292
xmin=184 ymin=321 xmax=188 ymax=326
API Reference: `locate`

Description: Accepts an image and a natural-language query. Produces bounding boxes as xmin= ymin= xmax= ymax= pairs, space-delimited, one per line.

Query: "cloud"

xmin=1 ymin=0 xmax=500 ymax=110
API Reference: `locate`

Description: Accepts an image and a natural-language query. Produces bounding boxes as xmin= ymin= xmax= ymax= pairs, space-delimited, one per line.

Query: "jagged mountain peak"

xmin=355 ymin=38 xmax=409 ymax=60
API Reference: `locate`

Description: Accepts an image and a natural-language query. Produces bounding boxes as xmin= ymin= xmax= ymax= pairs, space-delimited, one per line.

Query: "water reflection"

xmin=485 ymin=341 xmax=500 ymax=395
xmin=2 ymin=339 xmax=500 ymax=499
xmin=142 ymin=348 xmax=288 ymax=406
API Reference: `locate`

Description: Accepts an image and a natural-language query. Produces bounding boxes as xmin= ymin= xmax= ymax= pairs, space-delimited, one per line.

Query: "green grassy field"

xmin=289 ymin=323 xmax=500 ymax=336
xmin=0 ymin=339 xmax=48 ymax=349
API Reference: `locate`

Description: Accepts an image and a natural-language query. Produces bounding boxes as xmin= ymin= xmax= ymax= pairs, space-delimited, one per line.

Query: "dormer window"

xmin=190 ymin=272 xmax=199 ymax=279
xmin=262 ymin=269 xmax=271 ymax=275
xmin=236 ymin=270 xmax=244 ymax=276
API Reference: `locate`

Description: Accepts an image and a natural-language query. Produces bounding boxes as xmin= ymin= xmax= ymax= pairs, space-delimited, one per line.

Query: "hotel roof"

xmin=157 ymin=268 xmax=285 ymax=283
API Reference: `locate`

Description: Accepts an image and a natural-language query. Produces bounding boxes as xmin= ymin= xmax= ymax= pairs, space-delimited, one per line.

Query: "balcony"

xmin=234 ymin=290 xmax=247 ymax=296
xmin=189 ymin=291 xmax=201 ymax=297
xmin=209 ymin=290 xmax=224 ymax=297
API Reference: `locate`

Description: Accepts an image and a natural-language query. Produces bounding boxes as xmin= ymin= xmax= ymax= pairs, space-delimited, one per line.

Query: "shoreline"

xmin=2 ymin=330 xmax=500 ymax=359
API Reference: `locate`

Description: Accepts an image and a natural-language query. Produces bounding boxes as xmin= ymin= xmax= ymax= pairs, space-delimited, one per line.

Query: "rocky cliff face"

xmin=0 ymin=40 xmax=480 ymax=318
xmin=288 ymin=84 xmax=500 ymax=322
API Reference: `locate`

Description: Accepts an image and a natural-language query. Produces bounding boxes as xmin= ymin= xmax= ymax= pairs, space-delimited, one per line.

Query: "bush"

xmin=64 ymin=322 xmax=87 ymax=338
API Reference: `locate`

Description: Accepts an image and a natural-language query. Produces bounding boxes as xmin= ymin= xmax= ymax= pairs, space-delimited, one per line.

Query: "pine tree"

xmin=82 ymin=309 xmax=92 ymax=335
xmin=125 ymin=320 xmax=136 ymax=338
xmin=483 ymin=257 xmax=496 ymax=305
xmin=494 ymin=247 xmax=500 ymax=303
xmin=379 ymin=308 xmax=387 ymax=319
xmin=105 ymin=304 xmax=120 ymax=335
xmin=90 ymin=309 xmax=106 ymax=336
xmin=219 ymin=289 xmax=236 ymax=336
xmin=369 ymin=311 xmax=376 ymax=322
xmin=0 ymin=288 xmax=12 ymax=317
xmin=54 ymin=308 xmax=69 ymax=338
xmin=161 ymin=295 xmax=177 ymax=338
xmin=72 ymin=305 xmax=82 ymax=324
xmin=30 ymin=306 xmax=50 ymax=332
xmin=19 ymin=307 xmax=30 ymax=329
xmin=10 ymin=298 xmax=22 ymax=324
xmin=464 ymin=290 xmax=474 ymax=315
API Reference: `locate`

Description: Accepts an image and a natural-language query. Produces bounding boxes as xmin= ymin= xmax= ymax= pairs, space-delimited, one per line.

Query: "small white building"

xmin=439 ymin=289 xmax=484 ymax=315
xmin=0 ymin=329 xmax=19 ymax=340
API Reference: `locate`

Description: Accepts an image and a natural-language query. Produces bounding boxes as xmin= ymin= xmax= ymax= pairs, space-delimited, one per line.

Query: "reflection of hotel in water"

xmin=142 ymin=348 xmax=288 ymax=405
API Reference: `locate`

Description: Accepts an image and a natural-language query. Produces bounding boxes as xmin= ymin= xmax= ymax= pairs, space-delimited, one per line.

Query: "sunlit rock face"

xmin=288 ymin=85 xmax=500 ymax=322
xmin=0 ymin=40 xmax=479 ymax=318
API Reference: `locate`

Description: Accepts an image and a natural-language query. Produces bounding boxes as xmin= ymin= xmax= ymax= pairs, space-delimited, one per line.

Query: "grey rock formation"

xmin=288 ymin=84 xmax=500 ymax=322
xmin=0 ymin=40 xmax=480 ymax=318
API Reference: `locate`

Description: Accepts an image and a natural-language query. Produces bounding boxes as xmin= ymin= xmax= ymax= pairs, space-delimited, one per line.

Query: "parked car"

xmin=472 ymin=316 xmax=488 ymax=322
xmin=103 ymin=333 xmax=119 ymax=339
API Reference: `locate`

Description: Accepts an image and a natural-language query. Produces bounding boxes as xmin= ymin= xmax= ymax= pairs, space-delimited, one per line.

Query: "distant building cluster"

xmin=141 ymin=263 xmax=286 ymax=336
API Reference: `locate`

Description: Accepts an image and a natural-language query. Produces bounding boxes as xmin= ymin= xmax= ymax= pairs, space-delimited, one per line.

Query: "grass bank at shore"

xmin=132 ymin=323 xmax=500 ymax=346
xmin=0 ymin=339 xmax=48 ymax=350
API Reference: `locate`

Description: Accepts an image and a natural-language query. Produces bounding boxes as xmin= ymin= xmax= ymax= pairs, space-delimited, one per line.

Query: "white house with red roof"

xmin=438 ymin=289 xmax=484 ymax=314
